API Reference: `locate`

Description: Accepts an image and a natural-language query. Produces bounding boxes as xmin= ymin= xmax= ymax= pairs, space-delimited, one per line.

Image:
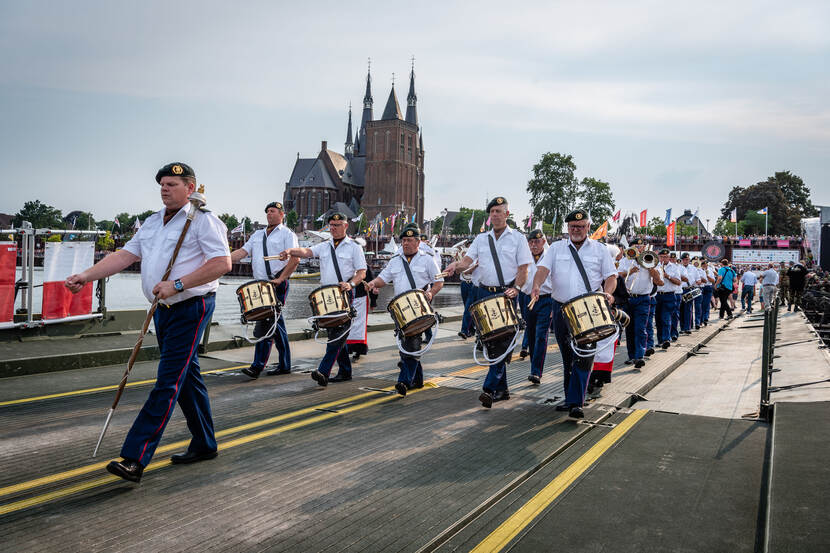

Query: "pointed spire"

xmin=344 ymin=103 xmax=354 ymax=158
xmin=359 ymin=58 xmax=374 ymax=155
xmin=354 ymin=129 xmax=361 ymax=155
xmin=382 ymin=83 xmax=403 ymax=120
xmin=405 ymin=57 xmax=418 ymax=128
xmin=419 ymin=129 xmax=423 ymax=151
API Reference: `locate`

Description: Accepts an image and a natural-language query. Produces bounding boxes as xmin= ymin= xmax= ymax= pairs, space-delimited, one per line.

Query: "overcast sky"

xmin=1 ymin=0 xmax=828 ymax=229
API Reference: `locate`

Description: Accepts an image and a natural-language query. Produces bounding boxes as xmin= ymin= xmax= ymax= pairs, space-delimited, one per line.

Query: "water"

xmin=17 ymin=269 xmax=463 ymax=325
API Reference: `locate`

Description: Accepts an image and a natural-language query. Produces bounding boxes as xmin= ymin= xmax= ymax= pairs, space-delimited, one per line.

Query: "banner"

xmin=776 ymin=239 xmax=790 ymax=248
xmin=612 ymin=210 xmax=621 ymax=222
xmin=731 ymin=249 xmax=799 ymax=265
xmin=730 ymin=208 xmax=737 ymax=223
xmin=664 ymin=209 xmax=672 ymax=227
xmin=590 ymin=221 xmax=608 ymax=240
xmin=639 ymin=209 xmax=647 ymax=227
xmin=42 ymin=242 xmax=95 ymax=320
xmin=0 ymin=242 xmax=16 ymax=323
xmin=666 ymin=221 xmax=676 ymax=247
xmin=738 ymin=239 xmax=751 ymax=246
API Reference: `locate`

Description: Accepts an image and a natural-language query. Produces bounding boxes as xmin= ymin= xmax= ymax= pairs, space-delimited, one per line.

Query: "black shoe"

xmin=493 ymin=390 xmax=511 ymax=402
xmin=568 ymin=406 xmax=585 ymax=419
xmin=671 ymin=337 xmax=678 ymax=342
xmin=624 ymin=359 xmax=634 ymax=365
xmin=394 ymin=382 xmax=407 ymax=396
xmin=265 ymin=366 xmax=291 ymax=376
xmin=519 ymin=349 xmax=529 ymax=359
xmin=106 ymin=459 xmax=143 ymax=483
xmin=479 ymin=391 xmax=493 ymax=408
xmin=661 ymin=341 xmax=670 ymax=350
xmin=329 ymin=374 xmax=352 ymax=383
xmin=645 ymin=348 xmax=655 ymax=356
xmin=351 ymin=353 xmax=361 ymax=362
xmin=311 ymin=370 xmax=328 ymax=387
xmin=458 ymin=331 xmax=468 ymax=340
xmin=555 ymin=402 xmax=571 ymax=411
xmin=794 ymin=306 xmax=800 ymax=312
xmin=528 ymin=374 xmax=541 ymax=385
xmin=695 ymin=325 xmax=700 ymax=330
xmin=171 ymin=449 xmax=218 ymax=464
xmin=476 ymin=342 xmax=483 ymax=352
xmin=787 ymin=306 xmax=792 ymax=312
xmin=634 ymin=359 xmax=645 ymax=369
xmin=241 ymin=366 xmax=262 ymax=379
xmin=410 ymin=382 xmax=424 ymax=389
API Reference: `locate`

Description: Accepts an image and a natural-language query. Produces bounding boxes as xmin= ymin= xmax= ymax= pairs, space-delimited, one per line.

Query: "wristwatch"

xmin=174 ymin=279 xmax=184 ymax=292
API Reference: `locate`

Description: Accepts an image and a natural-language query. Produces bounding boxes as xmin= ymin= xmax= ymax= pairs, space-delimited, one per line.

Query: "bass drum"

xmin=308 ymin=285 xmax=352 ymax=327
xmin=236 ymin=280 xmax=280 ymax=323
xmin=702 ymin=241 xmax=726 ymax=262
xmin=470 ymin=293 xmax=521 ymax=344
xmin=387 ymin=289 xmax=436 ymax=337
xmin=561 ymin=292 xmax=617 ymax=346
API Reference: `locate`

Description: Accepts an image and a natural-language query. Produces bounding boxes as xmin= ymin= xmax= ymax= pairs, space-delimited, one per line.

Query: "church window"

xmin=400 ymin=133 xmax=404 ymax=156
xmin=385 ymin=131 xmax=390 ymax=154
xmin=374 ymin=132 xmax=379 ymax=154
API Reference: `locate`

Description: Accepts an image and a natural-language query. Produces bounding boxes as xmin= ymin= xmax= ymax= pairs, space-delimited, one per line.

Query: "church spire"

xmin=344 ymin=103 xmax=354 ymax=158
xmin=359 ymin=59 xmax=374 ymax=151
xmin=405 ymin=58 xmax=418 ymax=128
xmin=382 ymin=81 xmax=403 ymax=120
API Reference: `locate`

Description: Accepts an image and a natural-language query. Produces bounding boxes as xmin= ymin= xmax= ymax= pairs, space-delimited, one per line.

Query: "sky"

xmin=1 ymin=0 xmax=828 ymax=230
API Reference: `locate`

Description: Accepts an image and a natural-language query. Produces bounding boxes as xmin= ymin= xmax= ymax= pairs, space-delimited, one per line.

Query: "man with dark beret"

xmin=655 ymin=248 xmax=682 ymax=349
xmin=518 ymin=228 xmax=552 ymax=385
xmin=66 ymin=162 xmax=231 ymax=482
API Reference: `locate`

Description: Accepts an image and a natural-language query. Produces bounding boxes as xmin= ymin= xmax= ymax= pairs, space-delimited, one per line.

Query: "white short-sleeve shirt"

xmin=618 ymin=257 xmax=656 ymax=295
xmin=658 ymin=262 xmax=682 ymax=293
xmin=522 ymin=253 xmax=552 ymax=295
xmin=465 ymin=227 xmax=533 ymax=287
xmin=309 ymin=237 xmax=367 ymax=286
xmin=538 ymin=238 xmax=617 ymax=303
xmin=122 ymin=206 xmax=230 ymax=305
xmin=242 ymin=224 xmax=299 ymax=281
xmin=378 ymin=250 xmax=442 ymax=296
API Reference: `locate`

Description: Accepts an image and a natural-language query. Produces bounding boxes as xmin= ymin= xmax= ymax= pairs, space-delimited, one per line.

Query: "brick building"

xmin=283 ymin=66 xmax=425 ymax=231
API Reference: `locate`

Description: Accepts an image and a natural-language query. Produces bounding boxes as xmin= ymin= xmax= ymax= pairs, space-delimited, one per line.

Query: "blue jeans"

xmin=623 ymin=295 xmax=650 ymax=360
xmin=252 ymin=280 xmax=291 ymax=370
xmin=317 ymin=290 xmax=353 ymax=378
xmin=551 ymin=299 xmax=594 ymax=407
xmin=646 ymin=296 xmax=656 ymax=349
xmin=693 ymin=290 xmax=704 ymax=327
xmin=122 ymin=294 xmax=217 ymax=466
xmin=671 ymin=293 xmax=681 ymax=338
xmin=398 ymin=334 xmax=423 ymax=387
xmin=680 ymin=289 xmax=693 ymax=331
xmin=655 ymin=293 xmax=676 ymax=344
xmin=741 ymin=287 xmax=754 ymax=310
xmin=525 ymin=295 xmax=552 ymax=378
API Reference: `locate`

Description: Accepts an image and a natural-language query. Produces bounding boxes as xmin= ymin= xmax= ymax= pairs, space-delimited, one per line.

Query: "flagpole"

xmin=765 ymin=211 xmax=768 ymax=239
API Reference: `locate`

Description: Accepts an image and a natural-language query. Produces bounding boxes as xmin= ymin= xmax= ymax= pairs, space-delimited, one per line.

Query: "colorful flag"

xmin=757 ymin=207 xmax=768 ymax=215
xmin=468 ymin=213 xmax=475 ymax=232
xmin=639 ymin=209 xmax=647 ymax=227
xmin=526 ymin=213 xmax=533 ymax=229
xmin=112 ymin=218 xmax=120 ymax=229
xmin=230 ymin=222 xmax=244 ymax=234
xmin=664 ymin=209 xmax=672 ymax=227
xmin=730 ymin=208 xmax=737 ymax=223
xmin=666 ymin=221 xmax=676 ymax=247
xmin=0 ymin=240 xmax=16 ymax=323
xmin=590 ymin=221 xmax=608 ymax=240
xmin=612 ymin=210 xmax=621 ymax=222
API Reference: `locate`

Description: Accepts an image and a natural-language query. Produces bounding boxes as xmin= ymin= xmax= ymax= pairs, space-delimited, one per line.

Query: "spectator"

xmin=760 ymin=262 xmax=779 ymax=309
xmin=739 ymin=269 xmax=758 ymax=313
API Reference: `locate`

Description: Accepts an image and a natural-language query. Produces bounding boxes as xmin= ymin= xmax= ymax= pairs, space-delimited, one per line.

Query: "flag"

xmin=231 ymin=221 xmax=244 ymax=234
xmin=535 ymin=220 xmax=543 ymax=231
xmin=70 ymin=216 xmax=77 ymax=230
xmin=112 ymin=218 xmax=120 ymax=229
xmin=666 ymin=221 xmax=676 ymax=247
xmin=42 ymin=242 xmax=95 ymax=319
xmin=527 ymin=213 xmax=533 ymax=229
xmin=590 ymin=221 xmax=608 ymax=240
xmin=468 ymin=212 xmax=474 ymax=232
xmin=693 ymin=208 xmax=699 ymax=219
xmin=664 ymin=209 xmax=672 ymax=227
xmin=390 ymin=214 xmax=397 ymax=233
xmin=316 ymin=213 xmax=325 ymax=221
xmin=639 ymin=209 xmax=647 ymax=227
xmin=133 ymin=218 xmax=141 ymax=231
xmin=351 ymin=212 xmax=363 ymax=222
xmin=757 ymin=207 xmax=768 ymax=215
xmin=612 ymin=210 xmax=621 ymax=223
xmin=730 ymin=208 xmax=737 ymax=223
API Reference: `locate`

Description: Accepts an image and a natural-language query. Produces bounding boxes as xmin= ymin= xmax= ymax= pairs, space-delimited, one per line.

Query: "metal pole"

xmin=27 ymin=230 xmax=34 ymax=324
xmin=19 ymin=227 xmax=29 ymax=315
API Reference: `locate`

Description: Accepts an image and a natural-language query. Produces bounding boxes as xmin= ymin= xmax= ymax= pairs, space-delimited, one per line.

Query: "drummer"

xmin=230 ymin=201 xmax=299 ymax=379
xmin=444 ymin=196 xmax=532 ymax=408
xmin=530 ymin=208 xmax=617 ymax=419
xmin=365 ymin=226 xmax=443 ymax=396
xmin=519 ymin=228 xmax=552 ymax=385
xmin=278 ymin=212 xmax=366 ymax=386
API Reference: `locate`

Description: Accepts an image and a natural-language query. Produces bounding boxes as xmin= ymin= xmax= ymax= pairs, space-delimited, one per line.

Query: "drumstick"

xmin=435 ymin=271 xmax=450 ymax=278
xmin=263 ymin=255 xmax=282 ymax=261
xmin=527 ymin=297 xmax=537 ymax=310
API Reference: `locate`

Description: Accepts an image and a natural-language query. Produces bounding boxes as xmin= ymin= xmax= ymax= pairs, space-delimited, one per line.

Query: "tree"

xmin=645 ymin=216 xmax=667 ymax=237
xmin=449 ymin=207 xmax=486 ymax=235
xmin=96 ymin=231 xmax=115 ymax=251
xmin=13 ymin=200 xmax=64 ymax=229
xmin=578 ymin=177 xmax=615 ymax=231
xmin=218 ymin=213 xmax=239 ymax=231
xmin=720 ymin=171 xmax=816 ymax=235
xmin=769 ymin=171 xmax=818 ymax=218
xmin=527 ymin=153 xmax=580 ymax=230
xmin=285 ymin=210 xmax=298 ymax=231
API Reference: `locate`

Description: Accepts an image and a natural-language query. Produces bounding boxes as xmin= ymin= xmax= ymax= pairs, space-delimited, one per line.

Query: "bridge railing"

xmin=759 ymin=296 xmax=779 ymax=420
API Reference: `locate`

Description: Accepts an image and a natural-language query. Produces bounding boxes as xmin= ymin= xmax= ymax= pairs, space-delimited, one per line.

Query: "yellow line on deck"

xmin=446 ymin=344 xmax=558 ymax=377
xmin=0 ymin=365 xmax=248 ymax=407
xmin=470 ymin=409 xmax=649 ymax=553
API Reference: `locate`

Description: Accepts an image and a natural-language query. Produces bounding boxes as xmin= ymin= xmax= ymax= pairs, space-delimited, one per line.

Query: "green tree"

xmin=720 ymin=171 xmax=815 ymax=235
xmin=13 ymin=200 xmax=64 ymax=228
xmin=645 ymin=216 xmax=667 ymax=237
xmin=285 ymin=210 xmax=298 ymax=231
xmin=96 ymin=231 xmax=115 ymax=251
xmin=769 ymin=171 xmax=818 ymax=218
xmin=450 ymin=208 xmax=487 ymax=235
xmin=578 ymin=177 xmax=615 ymax=231
xmin=218 ymin=213 xmax=239 ymax=231
xmin=527 ymin=153 xmax=579 ymax=230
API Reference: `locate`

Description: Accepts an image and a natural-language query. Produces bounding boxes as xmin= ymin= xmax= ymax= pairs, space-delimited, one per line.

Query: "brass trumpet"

xmin=638 ymin=250 xmax=658 ymax=269
xmin=624 ymin=247 xmax=638 ymax=260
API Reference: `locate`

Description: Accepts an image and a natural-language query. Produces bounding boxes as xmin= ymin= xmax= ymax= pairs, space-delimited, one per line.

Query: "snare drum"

xmin=236 ymin=280 xmax=280 ymax=323
xmin=308 ymin=285 xmax=352 ymax=327
xmin=387 ymin=289 xmax=436 ymax=337
xmin=470 ymin=293 xmax=521 ymax=344
xmin=561 ymin=292 xmax=617 ymax=346
xmin=682 ymin=287 xmax=702 ymax=303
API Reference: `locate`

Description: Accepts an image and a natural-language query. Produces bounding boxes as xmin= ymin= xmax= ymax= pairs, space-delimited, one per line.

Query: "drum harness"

xmin=237 ymin=232 xmax=285 ymax=344
xmin=568 ymin=244 xmax=620 ymax=359
xmin=395 ymin=255 xmax=440 ymax=357
xmin=473 ymin=236 xmax=523 ymax=366
xmin=308 ymin=244 xmax=355 ymax=344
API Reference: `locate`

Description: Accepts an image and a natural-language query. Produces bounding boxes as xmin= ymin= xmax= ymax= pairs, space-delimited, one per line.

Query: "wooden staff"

xmin=92 ymin=185 xmax=207 ymax=457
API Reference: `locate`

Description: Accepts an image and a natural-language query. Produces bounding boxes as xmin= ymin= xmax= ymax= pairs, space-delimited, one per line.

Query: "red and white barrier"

xmin=0 ymin=241 xmax=16 ymax=323
xmin=42 ymin=242 xmax=95 ymax=320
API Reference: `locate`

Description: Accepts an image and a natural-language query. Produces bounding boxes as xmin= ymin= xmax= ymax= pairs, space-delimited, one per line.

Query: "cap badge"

xmin=575 ymin=213 xmax=583 ymax=220
xmin=172 ymin=164 xmax=183 ymax=175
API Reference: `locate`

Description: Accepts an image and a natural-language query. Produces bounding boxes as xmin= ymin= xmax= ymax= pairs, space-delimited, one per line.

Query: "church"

xmin=282 ymin=65 xmax=425 ymax=231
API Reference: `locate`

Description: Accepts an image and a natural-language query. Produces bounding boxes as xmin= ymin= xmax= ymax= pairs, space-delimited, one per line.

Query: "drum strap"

xmin=487 ymin=235 xmax=506 ymax=287
xmin=400 ymin=256 xmax=418 ymax=290
xmin=568 ymin=244 xmax=594 ymax=293
xmin=330 ymin=244 xmax=345 ymax=283
xmin=262 ymin=231 xmax=283 ymax=281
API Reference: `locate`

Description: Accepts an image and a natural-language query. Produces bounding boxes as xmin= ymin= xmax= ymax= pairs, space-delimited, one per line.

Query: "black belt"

xmin=479 ymin=282 xmax=515 ymax=293
xmin=160 ymin=292 xmax=216 ymax=309
xmin=628 ymin=293 xmax=649 ymax=298
xmin=657 ymin=292 xmax=675 ymax=295
xmin=535 ymin=293 xmax=551 ymax=299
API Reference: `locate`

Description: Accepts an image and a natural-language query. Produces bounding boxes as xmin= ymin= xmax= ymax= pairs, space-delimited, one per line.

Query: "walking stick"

xmin=92 ymin=185 xmax=207 ymax=457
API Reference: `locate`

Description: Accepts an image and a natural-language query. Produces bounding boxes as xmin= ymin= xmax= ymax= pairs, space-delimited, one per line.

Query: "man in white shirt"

xmin=739 ymin=268 xmax=758 ymax=313
xmin=518 ymin=228 xmax=552 ymax=385
xmin=231 ymin=201 xmax=299 ymax=378
xmin=690 ymin=258 xmax=705 ymax=330
xmin=678 ymin=254 xmax=695 ymax=335
xmin=279 ymin=212 xmax=366 ymax=386
xmin=366 ymin=227 xmax=443 ymax=396
xmin=444 ymin=196 xmax=532 ymax=408
xmin=700 ymin=260 xmax=716 ymax=324
xmin=760 ymin=262 xmax=779 ymax=309
xmin=531 ymin=209 xmax=618 ymax=419
xmin=65 ymin=162 xmax=231 ymax=482
xmin=656 ymin=248 xmax=682 ymax=349
xmin=617 ymin=239 xmax=664 ymax=368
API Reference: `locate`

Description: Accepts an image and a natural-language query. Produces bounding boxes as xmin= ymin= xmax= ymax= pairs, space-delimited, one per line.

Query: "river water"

xmin=17 ymin=269 xmax=463 ymax=325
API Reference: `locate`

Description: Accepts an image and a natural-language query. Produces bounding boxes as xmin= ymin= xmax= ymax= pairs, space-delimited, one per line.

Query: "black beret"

xmin=632 ymin=238 xmax=645 ymax=246
xmin=565 ymin=209 xmax=589 ymax=222
xmin=669 ymin=252 xmax=678 ymax=258
xmin=486 ymin=196 xmax=507 ymax=212
xmin=328 ymin=212 xmax=348 ymax=222
xmin=400 ymin=227 xmax=419 ymax=240
xmin=658 ymin=248 xmax=670 ymax=255
xmin=155 ymin=162 xmax=195 ymax=183
xmin=680 ymin=252 xmax=690 ymax=259
xmin=420 ymin=234 xmax=428 ymax=240
xmin=527 ymin=229 xmax=544 ymax=240
xmin=265 ymin=201 xmax=284 ymax=212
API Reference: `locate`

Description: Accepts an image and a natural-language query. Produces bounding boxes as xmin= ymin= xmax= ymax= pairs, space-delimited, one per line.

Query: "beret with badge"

xmin=527 ymin=228 xmax=545 ymax=240
xmin=658 ymin=248 xmax=670 ymax=255
xmin=486 ymin=196 xmax=507 ymax=212
xmin=328 ymin=212 xmax=348 ymax=223
xmin=155 ymin=162 xmax=195 ymax=183
xmin=265 ymin=201 xmax=284 ymax=212
xmin=565 ymin=209 xmax=589 ymax=222
xmin=400 ymin=226 xmax=421 ymax=240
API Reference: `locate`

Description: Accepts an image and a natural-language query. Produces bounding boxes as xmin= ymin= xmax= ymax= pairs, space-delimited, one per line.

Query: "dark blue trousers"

xmin=478 ymin=288 xmax=513 ymax=394
xmin=693 ymin=290 xmax=703 ymax=327
xmin=252 ymin=280 xmax=291 ymax=371
xmin=551 ymin=299 xmax=595 ymax=407
xmin=680 ymin=289 xmax=693 ymax=331
xmin=122 ymin=294 xmax=217 ymax=467
xmin=518 ymin=292 xmax=531 ymax=351
xmin=646 ymin=296 xmax=656 ymax=349
xmin=525 ymin=295 xmax=552 ymax=378
xmin=317 ymin=290 xmax=353 ymax=378
xmin=655 ymin=293 xmax=675 ymax=344
xmin=701 ymin=285 xmax=714 ymax=322
xmin=623 ymin=295 xmax=650 ymax=360
xmin=671 ymin=293 xmax=681 ymax=338
xmin=398 ymin=334 xmax=423 ymax=387
xmin=460 ymin=280 xmax=476 ymax=335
